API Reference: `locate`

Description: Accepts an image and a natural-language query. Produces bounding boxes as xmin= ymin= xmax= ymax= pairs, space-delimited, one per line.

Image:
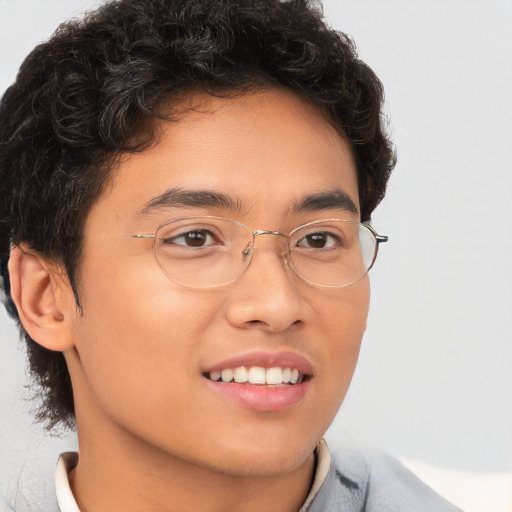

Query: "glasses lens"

xmin=288 ymin=220 xmax=377 ymax=287
xmin=154 ymin=217 xmax=251 ymax=288
xmin=152 ymin=217 xmax=380 ymax=288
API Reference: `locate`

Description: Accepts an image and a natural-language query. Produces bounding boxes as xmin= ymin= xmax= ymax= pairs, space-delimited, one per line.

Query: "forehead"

xmin=88 ymin=88 xmax=359 ymax=232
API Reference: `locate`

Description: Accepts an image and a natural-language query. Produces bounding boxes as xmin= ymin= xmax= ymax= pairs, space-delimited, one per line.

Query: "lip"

xmin=203 ymin=350 xmax=313 ymax=412
xmin=203 ymin=350 xmax=313 ymax=375
xmin=205 ymin=379 xmax=309 ymax=412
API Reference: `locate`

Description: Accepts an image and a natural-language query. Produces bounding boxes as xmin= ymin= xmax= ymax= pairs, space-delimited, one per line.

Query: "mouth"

xmin=205 ymin=366 xmax=306 ymax=386
xmin=202 ymin=351 xmax=313 ymax=411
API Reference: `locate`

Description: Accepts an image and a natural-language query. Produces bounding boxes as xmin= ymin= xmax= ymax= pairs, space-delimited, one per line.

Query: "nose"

xmin=224 ymin=235 xmax=311 ymax=333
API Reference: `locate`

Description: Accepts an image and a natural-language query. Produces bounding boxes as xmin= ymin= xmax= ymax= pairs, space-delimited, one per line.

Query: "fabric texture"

xmin=307 ymin=443 xmax=463 ymax=511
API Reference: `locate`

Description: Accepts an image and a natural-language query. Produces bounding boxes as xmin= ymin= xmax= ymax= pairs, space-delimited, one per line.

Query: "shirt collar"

xmin=299 ymin=439 xmax=332 ymax=511
xmin=55 ymin=452 xmax=80 ymax=512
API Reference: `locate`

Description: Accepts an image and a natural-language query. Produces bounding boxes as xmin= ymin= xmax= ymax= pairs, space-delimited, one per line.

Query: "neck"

xmin=70 ymin=414 xmax=316 ymax=512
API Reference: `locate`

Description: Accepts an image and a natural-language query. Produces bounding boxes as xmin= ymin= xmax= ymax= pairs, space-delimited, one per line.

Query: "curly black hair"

xmin=0 ymin=0 xmax=395 ymax=430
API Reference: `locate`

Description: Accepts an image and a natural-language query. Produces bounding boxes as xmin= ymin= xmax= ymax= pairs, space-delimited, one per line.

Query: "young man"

xmin=0 ymin=0 xmax=460 ymax=510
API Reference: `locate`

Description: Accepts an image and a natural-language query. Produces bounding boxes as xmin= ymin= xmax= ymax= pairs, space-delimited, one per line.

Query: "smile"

xmin=207 ymin=366 xmax=304 ymax=385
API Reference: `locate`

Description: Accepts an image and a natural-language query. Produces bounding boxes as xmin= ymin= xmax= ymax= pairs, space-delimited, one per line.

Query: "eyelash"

xmin=295 ymin=232 xmax=342 ymax=249
xmin=164 ymin=229 xmax=220 ymax=247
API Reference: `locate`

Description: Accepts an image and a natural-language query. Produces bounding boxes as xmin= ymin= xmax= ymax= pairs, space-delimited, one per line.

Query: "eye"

xmin=165 ymin=229 xmax=219 ymax=248
xmin=296 ymin=231 xmax=341 ymax=249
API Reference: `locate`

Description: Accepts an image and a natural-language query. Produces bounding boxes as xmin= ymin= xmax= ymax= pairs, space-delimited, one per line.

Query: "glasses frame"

xmin=125 ymin=216 xmax=388 ymax=289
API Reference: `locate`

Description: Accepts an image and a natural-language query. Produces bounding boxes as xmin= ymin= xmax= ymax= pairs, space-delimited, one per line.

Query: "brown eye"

xmin=166 ymin=230 xmax=217 ymax=248
xmin=305 ymin=234 xmax=327 ymax=248
xmin=297 ymin=232 xmax=340 ymax=249
xmin=184 ymin=231 xmax=208 ymax=247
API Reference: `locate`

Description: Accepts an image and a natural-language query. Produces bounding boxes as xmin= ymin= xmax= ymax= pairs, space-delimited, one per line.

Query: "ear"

xmin=8 ymin=244 xmax=76 ymax=351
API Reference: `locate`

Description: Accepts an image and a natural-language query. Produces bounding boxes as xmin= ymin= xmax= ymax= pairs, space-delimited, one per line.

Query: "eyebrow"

xmin=292 ymin=189 xmax=359 ymax=215
xmin=137 ymin=188 xmax=243 ymax=215
xmin=138 ymin=187 xmax=358 ymax=217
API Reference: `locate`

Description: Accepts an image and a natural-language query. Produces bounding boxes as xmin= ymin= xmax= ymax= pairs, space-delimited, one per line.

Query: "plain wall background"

xmin=1 ymin=0 xmax=511 ymax=508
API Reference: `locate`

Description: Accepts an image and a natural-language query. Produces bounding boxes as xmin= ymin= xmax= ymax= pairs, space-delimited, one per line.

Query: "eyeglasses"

xmin=126 ymin=216 xmax=388 ymax=289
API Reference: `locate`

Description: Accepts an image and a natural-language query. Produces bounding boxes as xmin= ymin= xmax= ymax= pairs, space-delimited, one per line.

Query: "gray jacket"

xmin=308 ymin=445 xmax=463 ymax=511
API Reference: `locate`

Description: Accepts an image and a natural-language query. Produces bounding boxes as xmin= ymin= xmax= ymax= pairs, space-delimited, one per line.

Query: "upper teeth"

xmin=208 ymin=367 xmax=302 ymax=385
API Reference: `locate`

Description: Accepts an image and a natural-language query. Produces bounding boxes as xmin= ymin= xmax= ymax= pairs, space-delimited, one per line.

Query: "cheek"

xmin=318 ymin=278 xmax=369 ymax=345
xmin=71 ymin=256 xmax=218 ymax=417
xmin=314 ymin=280 xmax=370 ymax=404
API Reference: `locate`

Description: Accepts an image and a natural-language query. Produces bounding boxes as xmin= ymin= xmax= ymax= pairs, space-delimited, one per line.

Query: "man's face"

xmin=66 ymin=88 xmax=369 ymax=476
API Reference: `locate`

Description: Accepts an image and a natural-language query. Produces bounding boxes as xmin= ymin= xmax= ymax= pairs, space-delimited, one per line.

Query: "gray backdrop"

xmin=1 ymin=0 xmax=511 ymax=506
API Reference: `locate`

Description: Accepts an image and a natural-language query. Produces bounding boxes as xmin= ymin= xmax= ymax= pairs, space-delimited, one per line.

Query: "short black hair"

xmin=0 ymin=0 xmax=395 ymax=430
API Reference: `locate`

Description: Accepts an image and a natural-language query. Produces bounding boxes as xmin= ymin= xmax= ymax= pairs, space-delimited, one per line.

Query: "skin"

xmin=10 ymin=88 xmax=370 ymax=512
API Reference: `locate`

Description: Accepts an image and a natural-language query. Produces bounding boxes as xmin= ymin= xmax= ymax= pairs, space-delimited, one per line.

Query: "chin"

xmin=198 ymin=430 xmax=319 ymax=478
xmin=206 ymin=447 xmax=314 ymax=478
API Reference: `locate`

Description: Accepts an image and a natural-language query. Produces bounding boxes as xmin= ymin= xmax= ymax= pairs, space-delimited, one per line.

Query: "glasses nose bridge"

xmin=249 ymin=229 xmax=290 ymax=261
xmin=251 ymin=229 xmax=288 ymax=248
xmin=252 ymin=228 xmax=286 ymax=238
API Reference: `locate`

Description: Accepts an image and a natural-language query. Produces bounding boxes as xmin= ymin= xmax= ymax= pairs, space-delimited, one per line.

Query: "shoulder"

xmin=359 ymin=448 xmax=463 ymax=511
xmin=308 ymin=439 xmax=463 ymax=512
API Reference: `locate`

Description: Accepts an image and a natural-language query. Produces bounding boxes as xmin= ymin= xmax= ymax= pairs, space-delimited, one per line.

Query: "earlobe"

xmin=8 ymin=245 xmax=76 ymax=351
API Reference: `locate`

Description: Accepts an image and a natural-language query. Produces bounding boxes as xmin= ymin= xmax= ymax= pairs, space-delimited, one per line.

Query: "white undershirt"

xmin=55 ymin=440 xmax=332 ymax=512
